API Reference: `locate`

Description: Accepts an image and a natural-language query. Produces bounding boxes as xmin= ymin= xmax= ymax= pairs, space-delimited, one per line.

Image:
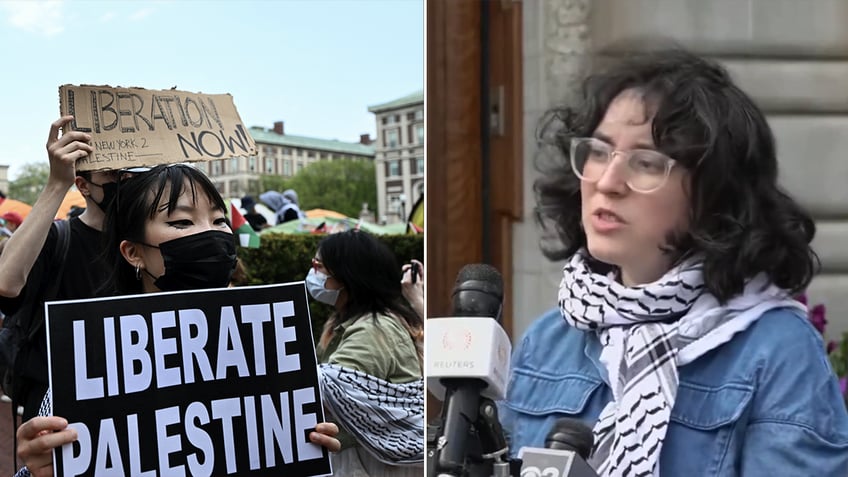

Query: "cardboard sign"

xmin=58 ymin=85 xmax=257 ymax=171
xmin=45 ymin=283 xmax=331 ymax=477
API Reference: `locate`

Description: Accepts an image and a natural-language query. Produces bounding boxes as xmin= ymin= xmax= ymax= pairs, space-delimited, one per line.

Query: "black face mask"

xmin=144 ymin=230 xmax=237 ymax=292
xmin=91 ymin=181 xmax=119 ymax=213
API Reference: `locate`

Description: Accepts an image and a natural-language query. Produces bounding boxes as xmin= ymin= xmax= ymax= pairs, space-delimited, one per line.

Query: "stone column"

xmin=512 ymin=0 xmax=595 ymax=338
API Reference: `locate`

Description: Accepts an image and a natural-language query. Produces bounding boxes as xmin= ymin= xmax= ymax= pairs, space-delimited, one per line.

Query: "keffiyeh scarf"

xmin=558 ymin=249 xmax=804 ymax=477
xmin=318 ymin=363 xmax=424 ymax=465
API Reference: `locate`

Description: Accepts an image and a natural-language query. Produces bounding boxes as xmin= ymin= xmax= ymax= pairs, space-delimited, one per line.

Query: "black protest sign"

xmin=45 ymin=283 xmax=330 ymax=477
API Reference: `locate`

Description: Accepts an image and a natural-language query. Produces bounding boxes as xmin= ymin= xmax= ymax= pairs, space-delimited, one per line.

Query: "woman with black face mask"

xmin=306 ymin=230 xmax=424 ymax=476
xmin=102 ymin=164 xmax=239 ymax=295
xmin=14 ymin=164 xmax=341 ymax=477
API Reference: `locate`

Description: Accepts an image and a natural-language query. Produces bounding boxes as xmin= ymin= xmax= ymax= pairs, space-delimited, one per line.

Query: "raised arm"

xmin=401 ymin=259 xmax=424 ymax=318
xmin=0 ymin=116 xmax=91 ymax=297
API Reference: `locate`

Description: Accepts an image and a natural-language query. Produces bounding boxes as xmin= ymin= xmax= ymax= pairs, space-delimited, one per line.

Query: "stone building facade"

xmin=368 ymin=91 xmax=425 ymax=224
xmin=196 ymin=121 xmax=374 ymax=199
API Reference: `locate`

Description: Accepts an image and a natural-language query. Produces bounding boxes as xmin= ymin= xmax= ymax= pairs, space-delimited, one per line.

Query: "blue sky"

xmin=0 ymin=0 xmax=423 ymax=180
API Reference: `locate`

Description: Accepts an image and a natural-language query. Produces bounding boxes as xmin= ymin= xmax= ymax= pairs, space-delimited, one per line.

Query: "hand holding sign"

xmin=17 ymin=414 xmax=340 ymax=477
xmin=16 ymin=416 xmax=78 ymax=477
xmin=309 ymin=422 xmax=341 ymax=453
xmin=46 ymin=116 xmax=93 ymax=188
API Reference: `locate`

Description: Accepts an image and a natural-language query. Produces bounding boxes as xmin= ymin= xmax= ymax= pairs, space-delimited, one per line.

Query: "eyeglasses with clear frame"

xmin=311 ymin=257 xmax=331 ymax=277
xmin=569 ymin=137 xmax=677 ymax=193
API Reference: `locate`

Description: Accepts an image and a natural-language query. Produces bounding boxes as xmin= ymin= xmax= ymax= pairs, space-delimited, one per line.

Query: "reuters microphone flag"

xmin=229 ymin=202 xmax=261 ymax=248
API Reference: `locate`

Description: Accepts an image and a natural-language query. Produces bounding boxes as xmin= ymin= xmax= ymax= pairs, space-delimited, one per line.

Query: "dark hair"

xmin=316 ymin=230 xmax=423 ymax=360
xmin=101 ymin=164 xmax=228 ymax=295
xmin=534 ymin=47 xmax=819 ymax=302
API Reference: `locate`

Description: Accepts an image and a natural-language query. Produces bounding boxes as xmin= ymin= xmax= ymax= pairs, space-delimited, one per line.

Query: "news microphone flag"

xmin=425 ymin=316 xmax=511 ymax=401
xmin=229 ymin=202 xmax=260 ymax=248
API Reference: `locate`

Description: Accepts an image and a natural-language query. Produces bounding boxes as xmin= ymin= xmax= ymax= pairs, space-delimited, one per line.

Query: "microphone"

xmin=545 ymin=418 xmax=593 ymax=458
xmin=450 ymin=263 xmax=504 ymax=321
xmin=426 ymin=264 xmax=512 ymax=476
xmin=427 ymin=264 xmax=509 ymax=401
xmin=518 ymin=418 xmax=598 ymax=477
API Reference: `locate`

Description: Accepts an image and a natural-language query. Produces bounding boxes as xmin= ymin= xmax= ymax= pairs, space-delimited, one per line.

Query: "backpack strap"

xmin=8 ymin=220 xmax=72 ymax=468
xmin=24 ymin=220 xmax=71 ymax=341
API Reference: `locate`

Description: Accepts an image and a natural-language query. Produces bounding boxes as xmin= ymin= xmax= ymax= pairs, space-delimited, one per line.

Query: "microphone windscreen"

xmin=450 ymin=264 xmax=504 ymax=319
xmin=545 ymin=418 xmax=594 ymax=460
xmin=452 ymin=264 xmax=503 ymax=298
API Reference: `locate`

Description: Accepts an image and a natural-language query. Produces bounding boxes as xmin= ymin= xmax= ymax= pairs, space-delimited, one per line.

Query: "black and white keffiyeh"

xmin=318 ymin=363 xmax=424 ymax=465
xmin=558 ymin=249 xmax=804 ymax=477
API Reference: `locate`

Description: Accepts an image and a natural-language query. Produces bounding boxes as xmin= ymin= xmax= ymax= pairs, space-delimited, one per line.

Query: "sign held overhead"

xmin=59 ymin=85 xmax=257 ymax=171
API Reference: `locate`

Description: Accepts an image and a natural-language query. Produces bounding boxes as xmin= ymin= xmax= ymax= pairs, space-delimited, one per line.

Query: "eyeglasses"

xmin=569 ymin=137 xmax=676 ymax=193
xmin=87 ymin=167 xmax=148 ymax=186
xmin=311 ymin=257 xmax=331 ymax=276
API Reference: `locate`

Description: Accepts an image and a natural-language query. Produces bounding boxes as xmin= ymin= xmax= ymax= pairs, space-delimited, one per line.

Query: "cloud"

xmin=1 ymin=0 xmax=65 ymax=37
xmin=129 ymin=7 xmax=154 ymax=21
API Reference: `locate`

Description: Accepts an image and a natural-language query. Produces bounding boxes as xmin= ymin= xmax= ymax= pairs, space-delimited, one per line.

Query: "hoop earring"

xmin=135 ymin=264 xmax=142 ymax=281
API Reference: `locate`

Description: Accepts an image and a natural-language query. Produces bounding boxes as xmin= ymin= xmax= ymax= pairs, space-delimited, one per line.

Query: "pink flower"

xmin=810 ymin=304 xmax=827 ymax=334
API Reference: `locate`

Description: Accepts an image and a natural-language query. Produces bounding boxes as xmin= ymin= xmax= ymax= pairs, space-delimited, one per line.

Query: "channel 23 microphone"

xmin=518 ymin=418 xmax=598 ymax=477
xmin=426 ymin=264 xmax=512 ymax=476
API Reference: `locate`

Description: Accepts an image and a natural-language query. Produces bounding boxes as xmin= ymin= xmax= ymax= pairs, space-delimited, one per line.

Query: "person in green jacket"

xmin=307 ymin=230 xmax=424 ymax=476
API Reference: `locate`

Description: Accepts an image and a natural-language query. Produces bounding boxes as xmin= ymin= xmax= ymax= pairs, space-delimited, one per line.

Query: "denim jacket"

xmin=499 ymin=307 xmax=848 ymax=476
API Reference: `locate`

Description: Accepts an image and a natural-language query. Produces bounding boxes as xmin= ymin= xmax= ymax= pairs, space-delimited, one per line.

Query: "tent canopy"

xmin=304 ymin=208 xmax=348 ymax=220
xmin=0 ymin=199 xmax=32 ymax=220
xmin=57 ymin=189 xmax=86 ymax=219
xmin=0 ymin=189 xmax=87 ymax=222
xmin=261 ymin=217 xmax=393 ymax=235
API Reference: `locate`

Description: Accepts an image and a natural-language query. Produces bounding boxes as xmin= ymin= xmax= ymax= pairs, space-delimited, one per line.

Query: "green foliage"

xmin=237 ymin=232 xmax=423 ymax=343
xmin=258 ymin=160 xmax=377 ymax=217
xmin=9 ymin=163 xmax=50 ymax=204
xmin=258 ymin=174 xmax=287 ymax=196
xmin=831 ymin=332 xmax=848 ymax=378
xmin=800 ymin=292 xmax=848 ymax=405
xmin=375 ymin=234 xmax=425 ymax=263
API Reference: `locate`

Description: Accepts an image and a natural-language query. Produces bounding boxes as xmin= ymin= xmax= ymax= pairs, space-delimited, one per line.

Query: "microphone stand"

xmin=474 ymin=398 xmax=521 ymax=477
xmin=427 ymin=380 xmax=481 ymax=477
xmin=426 ymin=394 xmax=521 ymax=477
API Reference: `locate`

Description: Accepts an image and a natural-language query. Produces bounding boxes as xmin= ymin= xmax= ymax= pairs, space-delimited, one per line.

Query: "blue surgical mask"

xmin=305 ymin=268 xmax=341 ymax=305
